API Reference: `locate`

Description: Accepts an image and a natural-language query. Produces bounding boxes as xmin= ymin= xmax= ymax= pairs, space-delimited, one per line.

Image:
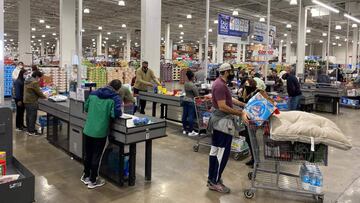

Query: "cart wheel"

xmin=248 ymin=172 xmax=255 ymax=180
xmin=244 ymin=189 xmax=255 ymax=199
xmin=233 ymin=152 xmax=241 ymax=160
xmin=193 ymin=145 xmax=199 ymax=152
xmin=314 ymin=195 xmax=324 ymax=203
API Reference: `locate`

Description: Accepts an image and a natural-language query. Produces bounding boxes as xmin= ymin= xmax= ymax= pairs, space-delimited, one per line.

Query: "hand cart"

xmin=192 ymin=96 xmax=249 ymax=160
xmin=244 ymin=120 xmax=327 ymax=202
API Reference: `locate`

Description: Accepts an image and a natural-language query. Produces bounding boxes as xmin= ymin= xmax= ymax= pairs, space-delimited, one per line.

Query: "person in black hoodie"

xmin=282 ymin=67 xmax=302 ymax=110
xmin=13 ymin=69 xmax=27 ymax=131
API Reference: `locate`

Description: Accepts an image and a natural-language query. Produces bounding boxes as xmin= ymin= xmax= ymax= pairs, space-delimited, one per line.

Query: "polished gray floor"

xmin=12 ymin=107 xmax=360 ymax=203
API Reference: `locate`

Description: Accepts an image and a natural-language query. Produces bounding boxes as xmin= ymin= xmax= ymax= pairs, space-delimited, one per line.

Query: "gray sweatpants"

xmin=25 ymin=103 xmax=38 ymax=133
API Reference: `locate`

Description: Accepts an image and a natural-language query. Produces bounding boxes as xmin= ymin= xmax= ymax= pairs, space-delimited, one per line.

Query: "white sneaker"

xmin=88 ymin=178 xmax=106 ymax=189
xmin=80 ymin=174 xmax=91 ymax=185
xmin=188 ymin=131 xmax=199 ymax=137
xmin=183 ymin=130 xmax=187 ymax=135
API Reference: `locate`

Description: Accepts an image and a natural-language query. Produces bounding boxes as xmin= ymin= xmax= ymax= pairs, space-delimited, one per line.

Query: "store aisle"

xmin=12 ymin=108 xmax=360 ymax=203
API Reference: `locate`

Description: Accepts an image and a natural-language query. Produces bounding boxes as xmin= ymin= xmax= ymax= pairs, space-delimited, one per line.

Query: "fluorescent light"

xmin=84 ymin=8 xmax=90 ymax=13
xmin=98 ymin=26 xmax=102 ymax=30
xmin=286 ymin=24 xmax=292 ymax=28
xmin=179 ymin=36 xmax=183 ymax=39
xmin=107 ymin=32 xmax=111 ymax=35
xmin=305 ymin=43 xmax=308 ymax=46
xmin=209 ymin=28 xmax=213 ymax=32
xmin=105 ymin=37 xmax=109 ymax=40
xmin=280 ymin=40 xmax=284 ymax=43
xmin=250 ymin=43 xmax=254 ymax=45
xmin=338 ymin=43 xmax=342 ymax=46
xmin=259 ymin=17 xmax=265 ymax=22
xmin=344 ymin=14 xmax=360 ymax=24
xmin=306 ymin=29 xmax=311 ymax=33
xmin=9 ymin=39 xmax=13 ymax=42
xmin=179 ymin=24 xmax=183 ymax=28
xmin=119 ymin=36 xmax=123 ymax=39
xmin=312 ymin=0 xmax=339 ymax=13
xmin=46 ymin=25 xmax=51 ymax=29
xmin=31 ymin=28 xmax=36 ymax=31
xmin=319 ymin=40 xmax=323 ymax=43
xmin=42 ymin=35 xmax=46 ymax=38
xmin=52 ymin=33 xmax=56 ymax=36
xmin=290 ymin=0 xmax=298 ymax=5
xmin=335 ymin=36 xmax=340 ymax=39
xmin=81 ymin=29 xmax=85 ymax=32
xmin=46 ymin=42 xmax=49 ymax=45
xmin=180 ymin=32 xmax=184 ymax=35
xmin=352 ymin=24 xmax=358 ymax=28
xmin=55 ymin=38 xmax=58 ymax=40
xmin=335 ymin=25 xmax=341 ymax=30
xmin=322 ymin=32 xmax=327 ymax=36
xmin=187 ymin=14 xmax=192 ymax=19
xmin=39 ymin=19 xmax=45 ymax=23
xmin=32 ymin=35 xmax=35 ymax=38
xmin=92 ymin=39 xmax=95 ymax=41
xmin=345 ymin=38 xmax=348 ymax=42
xmin=31 ymin=40 xmax=33 ymax=43
xmin=233 ymin=10 xmax=239 ymax=16
xmin=122 ymin=24 xmax=126 ymax=28
xmin=214 ymin=20 xmax=218 ymax=24
xmin=180 ymin=40 xmax=184 ymax=43
xmin=290 ymin=41 xmax=293 ymax=44
xmin=38 ymin=39 xmax=41 ymax=42
xmin=4 ymin=33 xmax=6 ymax=36
xmin=332 ymin=42 xmax=336 ymax=45
xmin=284 ymin=33 xmax=288 ymax=37
xmin=118 ymin=0 xmax=125 ymax=6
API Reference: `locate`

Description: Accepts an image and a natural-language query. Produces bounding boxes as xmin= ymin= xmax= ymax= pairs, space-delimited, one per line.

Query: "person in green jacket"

xmin=81 ymin=79 xmax=122 ymax=189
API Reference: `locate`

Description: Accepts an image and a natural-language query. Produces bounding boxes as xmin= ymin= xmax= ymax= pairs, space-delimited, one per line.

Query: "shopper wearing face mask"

xmin=12 ymin=62 xmax=25 ymax=81
xmin=23 ymin=70 xmax=47 ymax=136
xmin=133 ymin=61 xmax=161 ymax=114
xmin=207 ymin=63 xmax=249 ymax=194
xmin=282 ymin=66 xmax=302 ymax=110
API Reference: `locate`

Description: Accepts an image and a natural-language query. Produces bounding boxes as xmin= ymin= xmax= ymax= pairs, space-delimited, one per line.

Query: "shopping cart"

xmin=192 ymin=96 xmax=249 ymax=160
xmin=244 ymin=120 xmax=327 ymax=202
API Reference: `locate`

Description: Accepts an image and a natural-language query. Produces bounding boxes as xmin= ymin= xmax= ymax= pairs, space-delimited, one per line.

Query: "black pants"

xmin=15 ymin=99 xmax=25 ymax=129
xmin=240 ymin=126 xmax=254 ymax=161
xmin=133 ymin=88 xmax=146 ymax=114
xmin=25 ymin=103 xmax=38 ymax=133
xmin=83 ymin=135 xmax=107 ymax=183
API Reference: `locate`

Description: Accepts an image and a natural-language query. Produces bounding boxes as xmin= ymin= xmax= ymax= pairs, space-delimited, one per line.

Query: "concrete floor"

xmin=12 ymin=107 xmax=360 ymax=203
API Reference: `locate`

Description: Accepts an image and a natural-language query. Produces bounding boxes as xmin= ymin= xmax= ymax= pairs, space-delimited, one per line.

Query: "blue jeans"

xmin=288 ymin=95 xmax=302 ymax=110
xmin=182 ymin=101 xmax=196 ymax=132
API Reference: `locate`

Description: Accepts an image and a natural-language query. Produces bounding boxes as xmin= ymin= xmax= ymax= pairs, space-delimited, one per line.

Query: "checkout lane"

xmin=38 ymin=99 xmax=167 ymax=186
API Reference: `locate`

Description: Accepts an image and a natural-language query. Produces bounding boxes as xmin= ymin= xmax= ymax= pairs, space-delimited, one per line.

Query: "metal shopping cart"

xmin=192 ymin=96 xmax=249 ymax=160
xmin=244 ymin=120 xmax=327 ymax=202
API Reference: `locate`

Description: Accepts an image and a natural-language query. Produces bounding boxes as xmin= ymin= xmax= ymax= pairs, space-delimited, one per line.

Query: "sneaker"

xmin=80 ymin=174 xmax=91 ymax=185
xmin=245 ymin=159 xmax=254 ymax=167
xmin=207 ymin=180 xmax=231 ymax=193
xmin=188 ymin=131 xmax=199 ymax=137
xmin=15 ymin=128 xmax=23 ymax=132
xmin=88 ymin=178 xmax=105 ymax=189
xmin=27 ymin=132 xmax=42 ymax=137
xmin=183 ymin=130 xmax=187 ymax=135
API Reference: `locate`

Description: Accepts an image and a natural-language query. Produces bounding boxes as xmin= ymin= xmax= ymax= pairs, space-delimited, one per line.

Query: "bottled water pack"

xmin=299 ymin=164 xmax=323 ymax=194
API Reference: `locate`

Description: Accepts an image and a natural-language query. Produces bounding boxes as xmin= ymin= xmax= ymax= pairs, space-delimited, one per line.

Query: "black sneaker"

xmin=245 ymin=159 xmax=254 ymax=167
xmin=88 ymin=178 xmax=105 ymax=189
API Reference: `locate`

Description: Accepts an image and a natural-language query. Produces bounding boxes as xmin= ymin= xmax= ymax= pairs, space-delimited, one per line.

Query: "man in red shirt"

xmin=207 ymin=63 xmax=248 ymax=193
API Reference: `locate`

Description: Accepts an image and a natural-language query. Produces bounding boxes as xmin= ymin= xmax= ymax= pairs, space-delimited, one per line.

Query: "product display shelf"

xmin=0 ymin=107 xmax=35 ymax=203
xmin=38 ymin=98 xmax=167 ymax=187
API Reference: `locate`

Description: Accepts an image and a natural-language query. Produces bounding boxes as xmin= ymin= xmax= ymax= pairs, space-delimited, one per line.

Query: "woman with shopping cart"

xmin=207 ymin=63 xmax=249 ymax=194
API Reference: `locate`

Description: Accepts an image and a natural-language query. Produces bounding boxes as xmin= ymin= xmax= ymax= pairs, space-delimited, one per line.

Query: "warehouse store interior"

xmin=0 ymin=0 xmax=360 ymax=202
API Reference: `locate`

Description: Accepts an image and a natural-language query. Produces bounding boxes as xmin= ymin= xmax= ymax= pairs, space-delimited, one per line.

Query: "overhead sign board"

xmin=218 ymin=13 xmax=250 ymax=38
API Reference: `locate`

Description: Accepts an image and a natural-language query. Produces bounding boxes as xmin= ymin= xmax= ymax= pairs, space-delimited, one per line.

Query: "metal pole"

xmin=77 ymin=0 xmax=83 ymax=87
xmin=345 ymin=19 xmax=349 ymax=68
xmin=0 ymin=0 xmax=3 ymax=104
xmin=265 ymin=0 xmax=271 ymax=81
xmin=204 ymin=0 xmax=209 ymax=82
xmin=326 ymin=14 xmax=331 ymax=74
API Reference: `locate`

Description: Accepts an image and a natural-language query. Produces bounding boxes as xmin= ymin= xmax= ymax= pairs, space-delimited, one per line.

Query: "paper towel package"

xmin=244 ymin=92 xmax=276 ymax=126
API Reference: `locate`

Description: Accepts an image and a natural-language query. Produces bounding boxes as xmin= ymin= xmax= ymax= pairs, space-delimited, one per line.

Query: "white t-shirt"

xmin=12 ymin=67 xmax=21 ymax=81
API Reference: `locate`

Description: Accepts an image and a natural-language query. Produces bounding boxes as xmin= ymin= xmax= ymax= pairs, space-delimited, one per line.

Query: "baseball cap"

xmin=218 ymin=63 xmax=232 ymax=72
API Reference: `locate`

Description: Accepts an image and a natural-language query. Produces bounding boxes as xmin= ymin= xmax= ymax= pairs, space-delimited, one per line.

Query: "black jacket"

xmin=286 ymin=74 xmax=302 ymax=97
xmin=13 ymin=78 xmax=24 ymax=100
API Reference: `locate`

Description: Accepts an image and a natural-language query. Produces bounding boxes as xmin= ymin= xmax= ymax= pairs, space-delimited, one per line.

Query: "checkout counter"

xmin=38 ymin=98 xmax=167 ymax=186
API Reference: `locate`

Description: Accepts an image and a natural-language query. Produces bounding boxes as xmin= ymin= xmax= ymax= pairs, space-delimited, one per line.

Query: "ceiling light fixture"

xmin=42 ymin=35 xmax=46 ymax=38
xmin=305 ymin=43 xmax=308 ymax=46
xmin=31 ymin=28 xmax=36 ymax=31
xmin=105 ymin=37 xmax=109 ymax=40
xmin=322 ymin=32 xmax=327 ymax=36
xmin=290 ymin=41 xmax=293 ymax=44
xmin=46 ymin=25 xmax=51 ymax=29
xmin=179 ymin=24 xmax=183 ymax=28
xmin=345 ymin=38 xmax=348 ymax=42
xmin=81 ymin=29 xmax=85 ymax=32
xmin=39 ymin=19 xmax=45 ymax=23
xmin=32 ymin=35 xmax=35 ymax=38
xmin=187 ymin=14 xmax=192 ymax=19
xmin=284 ymin=33 xmax=288 ymax=37
xmin=259 ymin=17 xmax=265 ymax=22
xmin=338 ymin=43 xmax=342 ymax=46
xmin=335 ymin=36 xmax=340 ymax=39
xmin=119 ymin=36 xmax=123 ymax=39
xmin=4 ymin=33 xmax=7 ymax=36
xmin=319 ymin=40 xmax=323 ymax=43
xmin=332 ymin=42 xmax=336 ymax=45
xmin=306 ymin=29 xmax=311 ymax=33
xmin=122 ymin=24 xmax=126 ymax=28
xmin=179 ymin=36 xmax=183 ymax=39
xmin=92 ymin=39 xmax=95 ymax=41
xmin=209 ymin=28 xmax=213 ymax=32
xmin=180 ymin=32 xmax=184 ymax=35
xmin=52 ymin=33 xmax=56 ymax=36
xmin=290 ymin=0 xmax=298 ymax=5
xmin=344 ymin=14 xmax=360 ymax=24
xmin=286 ymin=24 xmax=292 ymax=28
xmin=38 ymin=39 xmax=41 ymax=42
xmin=312 ymin=0 xmax=339 ymax=13
xmin=118 ymin=0 xmax=125 ymax=6
xmin=107 ymin=32 xmax=111 ymax=35
xmin=280 ymin=40 xmax=284 ymax=43
xmin=233 ymin=10 xmax=239 ymax=16
xmin=335 ymin=25 xmax=341 ymax=30
xmin=9 ymin=39 xmax=13 ymax=42
xmin=214 ymin=20 xmax=218 ymax=24
xmin=180 ymin=40 xmax=184 ymax=43
xmin=84 ymin=8 xmax=90 ymax=13
xmin=352 ymin=24 xmax=358 ymax=28
xmin=98 ymin=26 xmax=102 ymax=30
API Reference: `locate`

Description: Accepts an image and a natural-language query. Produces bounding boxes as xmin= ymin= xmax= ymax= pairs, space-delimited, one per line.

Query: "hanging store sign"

xmin=252 ymin=22 xmax=276 ymax=46
xmin=252 ymin=49 xmax=278 ymax=57
xmin=218 ymin=14 xmax=250 ymax=38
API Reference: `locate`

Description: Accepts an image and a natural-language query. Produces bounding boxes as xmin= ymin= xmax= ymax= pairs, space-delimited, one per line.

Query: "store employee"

xmin=133 ymin=61 xmax=161 ymax=114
